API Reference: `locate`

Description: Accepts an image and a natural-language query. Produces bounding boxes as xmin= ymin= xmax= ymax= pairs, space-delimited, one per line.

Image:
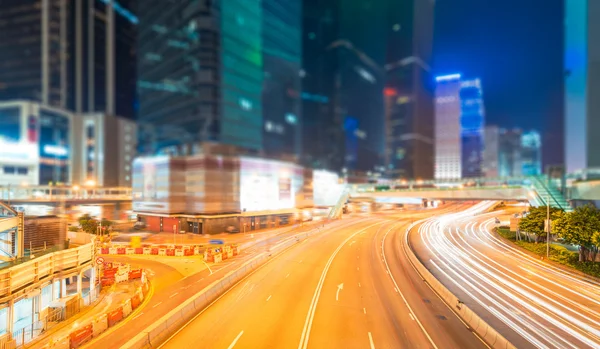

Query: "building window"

xmin=17 ymin=167 xmax=28 ymax=175
xmin=125 ymin=175 xmax=130 ymax=181
xmin=3 ymin=166 xmax=15 ymax=174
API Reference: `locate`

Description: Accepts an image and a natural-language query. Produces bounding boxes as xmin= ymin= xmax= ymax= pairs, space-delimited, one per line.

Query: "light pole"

xmin=546 ymin=195 xmax=551 ymax=259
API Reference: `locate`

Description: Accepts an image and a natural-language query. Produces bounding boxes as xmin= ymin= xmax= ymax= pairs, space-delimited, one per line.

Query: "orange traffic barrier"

xmin=101 ymin=277 xmax=115 ymax=287
xmin=166 ymin=249 xmax=175 ymax=256
xmin=101 ymin=248 xmax=109 ymax=254
xmin=107 ymin=307 xmax=124 ymax=327
xmin=128 ymin=269 xmax=142 ymax=279
xmin=130 ymin=294 xmax=141 ymax=309
xmin=151 ymin=248 xmax=158 ymax=255
xmin=135 ymin=247 xmax=143 ymax=254
xmin=117 ymin=247 xmax=126 ymax=254
xmin=184 ymin=249 xmax=194 ymax=256
xmin=69 ymin=324 xmax=93 ymax=348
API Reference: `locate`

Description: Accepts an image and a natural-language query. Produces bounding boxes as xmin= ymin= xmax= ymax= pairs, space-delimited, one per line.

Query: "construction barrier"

xmin=107 ymin=307 xmax=124 ymax=327
xmin=92 ymin=314 xmax=108 ymax=337
xmin=131 ymin=294 xmax=141 ymax=309
xmin=122 ymin=299 xmax=133 ymax=317
xmin=126 ymin=248 xmax=135 ymax=255
xmin=128 ymin=269 xmax=142 ymax=280
xmin=214 ymin=253 xmax=222 ymax=263
xmin=69 ymin=323 xmax=93 ymax=348
xmin=143 ymin=247 xmax=151 ymax=255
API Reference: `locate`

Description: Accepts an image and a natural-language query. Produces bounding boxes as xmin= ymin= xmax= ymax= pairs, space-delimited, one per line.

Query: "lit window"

xmin=125 ymin=175 xmax=130 ymax=181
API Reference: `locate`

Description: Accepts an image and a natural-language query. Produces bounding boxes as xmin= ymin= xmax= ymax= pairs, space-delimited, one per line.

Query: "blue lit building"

xmin=433 ymin=76 xmax=485 ymax=179
xmin=460 ymin=78 xmax=485 ymax=178
xmin=564 ymin=0 xmax=600 ymax=173
xmin=521 ymin=130 xmax=542 ymax=176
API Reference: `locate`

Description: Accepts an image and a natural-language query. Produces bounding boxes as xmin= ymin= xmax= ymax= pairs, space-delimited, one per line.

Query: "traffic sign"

xmin=96 ymin=257 xmax=105 ymax=265
xmin=209 ymin=239 xmax=224 ymax=245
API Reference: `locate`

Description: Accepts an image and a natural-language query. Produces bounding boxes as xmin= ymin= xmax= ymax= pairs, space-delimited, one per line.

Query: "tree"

xmin=553 ymin=205 xmax=600 ymax=262
xmin=518 ymin=206 xmax=563 ymax=243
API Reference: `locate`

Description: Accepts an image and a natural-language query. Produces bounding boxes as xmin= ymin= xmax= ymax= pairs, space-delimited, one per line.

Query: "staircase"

xmin=531 ymin=176 xmax=572 ymax=211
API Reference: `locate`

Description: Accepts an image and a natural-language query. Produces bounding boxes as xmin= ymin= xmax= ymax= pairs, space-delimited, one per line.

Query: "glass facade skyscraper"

xmin=262 ymin=0 xmax=302 ymax=158
xmin=434 ymin=74 xmax=462 ymax=179
xmin=521 ymin=130 xmax=542 ymax=176
xmin=460 ymin=78 xmax=485 ymax=178
xmin=564 ymin=0 xmax=600 ymax=173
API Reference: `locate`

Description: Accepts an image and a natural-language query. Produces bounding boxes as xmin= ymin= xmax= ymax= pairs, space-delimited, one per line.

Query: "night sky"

xmin=433 ymin=0 xmax=564 ymax=167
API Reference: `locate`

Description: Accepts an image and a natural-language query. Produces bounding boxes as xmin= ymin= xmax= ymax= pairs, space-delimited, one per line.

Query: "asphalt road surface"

xmin=160 ymin=207 xmax=486 ymax=349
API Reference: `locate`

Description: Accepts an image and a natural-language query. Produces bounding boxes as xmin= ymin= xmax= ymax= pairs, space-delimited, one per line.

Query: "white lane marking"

xmin=382 ymin=224 xmax=439 ymax=349
xmin=409 ymin=313 xmax=415 ymax=321
xmin=170 ymin=292 xmax=179 ymax=298
xmin=363 ymin=308 xmax=367 ymax=314
xmin=349 ymin=241 xmax=356 ymax=246
xmin=227 ymin=330 xmax=244 ymax=349
xmin=368 ymin=332 xmax=375 ymax=349
xmin=357 ymin=267 xmax=360 ymax=271
xmin=132 ymin=312 xmax=143 ymax=320
xmin=299 ymin=260 xmax=303 ymax=263
xmin=152 ymin=302 xmax=162 ymax=308
xmin=358 ymin=282 xmax=361 ymax=288
xmin=266 ymin=295 xmax=272 ymax=302
xmin=336 ymin=283 xmax=344 ymax=301
xmin=394 ymin=288 xmax=398 ymax=293
xmin=202 ymin=260 xmax=213 ymax=275
xmin=286 ymin=273 xmax=290 ymax=278
xmin=298 ymin=221 xmax=382 ymax=349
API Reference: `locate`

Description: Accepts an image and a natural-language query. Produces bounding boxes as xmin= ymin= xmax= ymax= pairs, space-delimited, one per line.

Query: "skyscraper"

xmin=498 ymin=129 xmax=522 ymax=177
xmin=433 ymin=75 xmax=485 ymax=179
xmin=0 ymin=0 xmax=137 ymax=118
xmin=521 ymin=130 xmax=542 ymax=176
xmin=434 ymin=74 xmax=462 ymax=179
xmin=138 ymin=0 xmax=264 ymax=155
xmin=301 ymin=0 xmax=344 ymax=171
xmin=261 ymin=0 xmax=302 ymax=159
xmin=460 ymin=78 xmax=485 ymax=178
xmin=0 ymin=0 xmax=67 ymax=107
xmin=483 ymin=125 xmax=500 ymax=178
xmin=383 ymin=0 xmax=435 ymax=179
xmin=564 ymin=0 xmax=600 ymax=173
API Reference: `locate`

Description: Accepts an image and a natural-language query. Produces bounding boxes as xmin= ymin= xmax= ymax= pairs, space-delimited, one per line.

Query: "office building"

xmin=0 ymin=0 xmax=137 ymax=119
xmin=0 ymin=0 xmax=68 ymax=107
xmin=433 ymin=75 xmax=485 ymax=179
xmin=138 ymin=1 xmax=273 ymax=156
xmin=261 ymin=0 xmax=302 ymax=159
xmin=564 ymin=0 xmax=600 ymax=173
xmin=498 ymin=129 xmax=522 ymax=177
xmin=434 ymin=74 xmax=462 ymax=179
xmin=301 ymin=0 xmax=344 ymax=171
xmin=69 ymin=0 xmax=137 ymax=119
xmin=460 ymin=78 xmax=485 ymax=178
xmin=483 ymin=125 xmax=500 ymax=178
xmin=0 ymin=100 xmax=135 ymax=187
xmin=521 ymin=130 xmax=542 ymax=176
xmin=384 ymin=0 xmax=435 ymax=179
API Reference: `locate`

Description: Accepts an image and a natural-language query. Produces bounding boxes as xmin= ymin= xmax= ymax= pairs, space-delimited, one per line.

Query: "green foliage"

xmin=77 ymin=214 xmax=114 ymax=235
xmin=68 ymin=226 xmax=79 ymax=232
xmin=554 ymin=205 xmax=600 ymax=249
xmin=496 ymin=227 xmax=600 ymax=278
xmin=518 ymin=206 xmax=564 ymax=237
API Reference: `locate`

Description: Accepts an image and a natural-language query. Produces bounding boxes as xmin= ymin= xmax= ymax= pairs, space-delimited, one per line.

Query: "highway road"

xmin=411 ymin=201 xmax=600 ymax=349
xmin=83 ymin=220 xmax=342 ymax=349
xmin=159 ymin=207 xmax=486 ymax=349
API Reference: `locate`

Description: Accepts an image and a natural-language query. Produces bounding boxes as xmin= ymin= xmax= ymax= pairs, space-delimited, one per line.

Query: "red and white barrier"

xmin=92 ymin=314 xmax=108 ymax=337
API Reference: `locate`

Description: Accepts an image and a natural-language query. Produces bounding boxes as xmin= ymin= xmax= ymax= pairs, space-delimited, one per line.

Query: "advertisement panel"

xmin=240 ymin=157 xmax=299 ymax=212
xmin=313 ymin=170 xmax=343 ymax=207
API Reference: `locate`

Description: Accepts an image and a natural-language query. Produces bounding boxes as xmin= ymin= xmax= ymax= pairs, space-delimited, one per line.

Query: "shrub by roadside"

xmin=496 ymin=227 xmax=600 ymax=279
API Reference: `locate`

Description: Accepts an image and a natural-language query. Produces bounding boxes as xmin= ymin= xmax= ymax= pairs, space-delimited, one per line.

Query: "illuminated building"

xmin=138 ymin=0 xmax=265 ymax=154
xmin=564 ymin=0 xmax=600 ymax=173
xmin=521 ymin=130 xmax=542 ymax=176
xmin=433 ymin=75 xmax=485 ymax=179
xmin=262 ymin=0 xmax=302 ymax=158
xmin=498 ymin=129 xmax=523 ymax=177
xmin=132 ymin=155 xmax=341 ymax=234
xmin=0 ymin=100 xmax=135 ymax=186
xmin=434 ymin=74 xmax=462 ymax=179
xmin=460 ymin=78 xmax=485 ymax=178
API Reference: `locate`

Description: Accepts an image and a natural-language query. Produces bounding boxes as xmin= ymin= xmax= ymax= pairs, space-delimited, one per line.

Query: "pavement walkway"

xmin=27 ymin=280 xmax=141 ymax=348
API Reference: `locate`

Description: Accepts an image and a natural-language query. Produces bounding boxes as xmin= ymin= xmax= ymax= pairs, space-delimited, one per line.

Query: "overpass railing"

xmin=0 ymin=186 xmax=132 ymax=201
